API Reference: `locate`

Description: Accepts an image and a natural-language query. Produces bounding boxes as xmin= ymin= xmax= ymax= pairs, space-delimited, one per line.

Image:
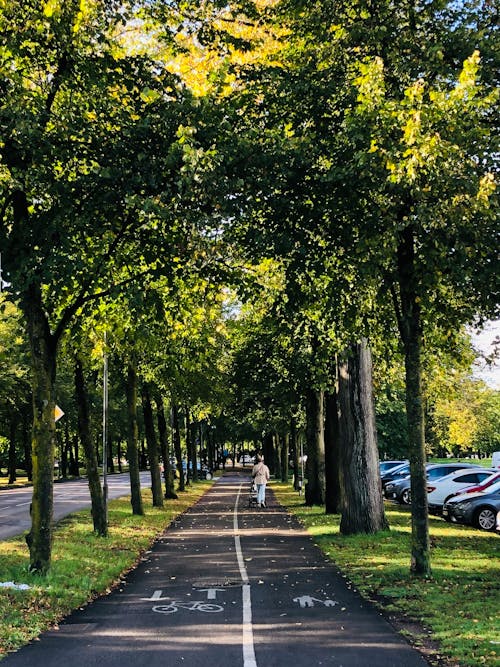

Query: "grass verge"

xmin=0 ymin=481 xmax=212 ymax=658
xmin=272 ymin=482 xmax=500 ymax=667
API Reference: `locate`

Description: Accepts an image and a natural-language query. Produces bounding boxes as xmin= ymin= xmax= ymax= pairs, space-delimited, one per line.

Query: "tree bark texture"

xmin=125 ymin=363 xmax=144 ymax=516
xmin=8 ymin=416 xmax=18 ymax=484
xmin=171 ymin=400 xmax=185 ymax=492
xmin=337 ymin=340 xmax=388 ymax=535
xmin=280 ymin=433 xmax=289 ymax=483
xmin=156 ymin=395 xmax=177 ymax=499
xmin=324 ymin=390 xmax=342 ymax=515
xmin=22 ymin=283 xmax=57 ymax=573
xmin=290 ymin=414 xmax=301 ymax=491
xmin=74 ymin=356 xmax=107 ymax=536
xmin=141 ymin=382 xmax=164 ymax=507
xmin=305 ymin=388 xmax=326 ymax=506
xmin=397 ymin=225 xmax=431 ymax=575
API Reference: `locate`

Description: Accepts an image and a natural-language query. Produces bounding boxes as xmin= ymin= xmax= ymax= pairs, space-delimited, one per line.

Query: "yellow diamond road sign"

xmin=54 ymin=405 xmax=64 ymax=422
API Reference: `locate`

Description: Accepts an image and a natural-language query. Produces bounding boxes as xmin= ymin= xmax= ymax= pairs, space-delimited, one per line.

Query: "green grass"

xmin=272 ymin=483 xmax=500 ymax=667
xmin=0 ymin=481 xmax=212 ymax=658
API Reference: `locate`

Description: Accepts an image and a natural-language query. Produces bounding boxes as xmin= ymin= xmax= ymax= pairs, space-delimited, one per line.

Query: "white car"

xmin=427 ymin=468 xmax=497 ymax=514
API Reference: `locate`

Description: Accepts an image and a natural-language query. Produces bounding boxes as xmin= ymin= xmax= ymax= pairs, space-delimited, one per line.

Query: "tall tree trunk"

xmin=280 ymin=433 xmax=289 ymax=483
xmin=305 ymin=388 xmax=325 ymax=506
xmin=23 ymin=282 xmax=57 ymax=573
xmin=262 ymin=431 xmax=273 ymax=473
xmin=73 ymin=429 xmax=79 ymax=476
xmin=396 ymin=225 xmax=431 ymax=576
xmin=185 ymin=407 xmax=194 ymax=483
xmin=290 ymin=414 xmax=300 ymax=491
xmin=22 ymin=418 xmax=32 ymax=482
xmin=156 ymin=395 xmax=177 ymax=499
xmin=171 ymin=399 xmax=185 ymax=492
xmin=107 ymin=435 xmax=114 ymax=473
xmin=74 ymin=356 xmax=107 ymax=536
xmin=8 ymin=415 xmax=18 ymax=484
xmin=187 ymin=409 xmax=198 ymax=482
xmin=141 ymin=381 xmax=163 ymax=507
xmin=337 ymin=341 xmax=388 ymax=534
xmin=125 ymin=362 xmax=144 ymax=515
xmin=324 ymin=390 xmax=342 ymax=514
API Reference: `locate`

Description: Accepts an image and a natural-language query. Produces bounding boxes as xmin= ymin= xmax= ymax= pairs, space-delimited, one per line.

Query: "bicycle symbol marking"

xmin=152 ymin=600 xmax=224 ymax=614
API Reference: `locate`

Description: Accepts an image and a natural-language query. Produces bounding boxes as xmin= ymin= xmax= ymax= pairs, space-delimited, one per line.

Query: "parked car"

xmin=427 ymin=468 xmax=497 ymax=514
xmin=384 ymin=476 xmax=412 ymax=504
xmin=239 ymin=454 xmax=254 ymax=465
xmin=444 ymin=471 xmax=500 ymax=503
xmin=379 ymin=460 xmax=406 ymax=474
xmin=442 ymin=489 xmax=500 ymax=530
xmin=443 ymin=479 xmax=500 ymax=521
xmin=380 ymin=462 xmax=412 ymax=488
xmin=384 ymin=463 xmax=484 ymax=504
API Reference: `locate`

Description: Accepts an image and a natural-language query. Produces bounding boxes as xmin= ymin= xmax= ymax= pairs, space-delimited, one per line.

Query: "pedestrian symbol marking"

xmin=293 ymin=595 xmax=339 ymax=608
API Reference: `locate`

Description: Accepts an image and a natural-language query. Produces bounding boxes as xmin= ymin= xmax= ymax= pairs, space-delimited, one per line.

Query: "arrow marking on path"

xmin=142 ymin=590 xmax=168 ymax=601
xmin=196 ymin=588 xmax=225 ymax=600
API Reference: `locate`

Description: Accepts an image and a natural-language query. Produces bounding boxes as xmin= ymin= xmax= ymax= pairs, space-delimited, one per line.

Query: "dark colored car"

xmin=384 ymin=463 xmax=484 ymax=505
xmin=442 ymin=490 xmax=500 ymax=531
xmin=379 ymin=460 xmax=406 ymax=474
xmin=380 ymin=462 xmax=412 ymax=489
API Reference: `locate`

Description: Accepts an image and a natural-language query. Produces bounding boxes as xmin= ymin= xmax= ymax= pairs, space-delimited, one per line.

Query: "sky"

xmin=471 ymin=320 xmax=500 ymax=389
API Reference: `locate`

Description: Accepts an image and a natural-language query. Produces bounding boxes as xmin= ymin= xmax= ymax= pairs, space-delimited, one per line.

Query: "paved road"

xmin=0 ymin=472 xmax=151 ymax=540
xmin=2 ymin=472 xmax=429 ymax=666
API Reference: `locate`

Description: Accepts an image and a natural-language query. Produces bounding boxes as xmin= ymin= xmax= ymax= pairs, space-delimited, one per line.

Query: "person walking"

xmin=252 ymin=454 xmax=270 ymax=508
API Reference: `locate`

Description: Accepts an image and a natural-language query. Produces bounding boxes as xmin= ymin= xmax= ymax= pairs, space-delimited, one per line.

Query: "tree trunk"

xmin=324 ymin=390 xmax=342 ymax=514
xmin=8 ymin=415 xmax=18 ymax=484
xmin=22 ymin=419 xmax=32 ymax=482
xmin=22 ymin=283 xmax=57 ymax=573
xmin=171 ymin=399 xmax=185 ymax=492
xmin=305 ymin=388 xmax=325 ymax=506
xmin=125 ymin=362 xmax=144 ymax=515
xmin=262 ymin=431 xmax=273 ymax=473
xmin=280 ymin=433 xmax=289 ymax=482
xmin=74 ymin=356 xmax=107 ymax=536
xmin=141 ymin=381 xmax=163 ymax=507
xmin=290 ymin=415 xmax=300 ymax=491
xmin=187 ymin=410 xmax=199 ymax=482
xmin=156 ymin=395 xmax=177 ymax=499
xmin=396 ymin=225 xmax=431 ymax=576
xmin=185 ymin=407 xmax=194 ymax=483
xmin=337 ymin=340 xmax=388 ymax=534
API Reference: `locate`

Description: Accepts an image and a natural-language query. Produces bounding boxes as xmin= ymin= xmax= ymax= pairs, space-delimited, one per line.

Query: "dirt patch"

xmin=372 ymin=594 xmax=462 ymax=667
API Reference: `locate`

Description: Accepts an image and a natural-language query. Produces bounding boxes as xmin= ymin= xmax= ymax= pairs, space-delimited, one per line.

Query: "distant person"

xmin=252 ymin=454 xmax=270 ymax=508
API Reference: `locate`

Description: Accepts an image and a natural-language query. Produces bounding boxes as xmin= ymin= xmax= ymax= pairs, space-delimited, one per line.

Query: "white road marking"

xmin=293 ymin=595 xmax=339 ymax=608
xmin=151 ymin=590 xmax=164 ymax=600
xmin=197 ymin=588 xmax=224 ymax=600
xmin=234 ymin=484 xmax=257 ymax=667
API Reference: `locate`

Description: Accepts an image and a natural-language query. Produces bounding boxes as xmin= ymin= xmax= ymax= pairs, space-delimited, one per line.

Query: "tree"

xmin=0 ymin=0 xmax=201 ymax=571
xmin=337 ymin=340 xmax=388 ymax=534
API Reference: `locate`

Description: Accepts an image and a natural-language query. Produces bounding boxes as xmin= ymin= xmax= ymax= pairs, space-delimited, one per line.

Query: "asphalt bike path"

xmin=3 ymin=472 xmax=428 ymax=667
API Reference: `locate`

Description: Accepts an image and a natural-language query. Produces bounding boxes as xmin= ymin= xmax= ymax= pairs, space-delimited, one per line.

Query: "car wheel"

xmin=475 ymin=506 xmax=497 ymax=531
xmin=401 ymin=488 xmax=411 ymax=505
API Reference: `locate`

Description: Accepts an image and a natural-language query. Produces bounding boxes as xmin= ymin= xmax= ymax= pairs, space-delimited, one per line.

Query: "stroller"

xmin=248 ymin=480 xmax=259 ymax=508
